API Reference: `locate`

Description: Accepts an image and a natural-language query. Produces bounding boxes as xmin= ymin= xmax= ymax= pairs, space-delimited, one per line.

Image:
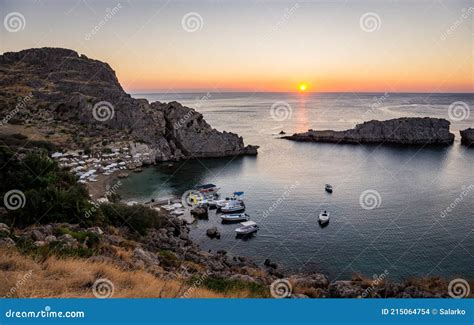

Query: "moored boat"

xmin=235 ymin=221 xmax=259 ymax=235
xmin=221 ymin=200 xmax=245 ymax=213
xmin=220 ymin=213 xmax=250 ymax=222
xmin=325 ymin=184 xmax=333 ymax=193
xmin=318 ymin=210 xmax=330 ymax=224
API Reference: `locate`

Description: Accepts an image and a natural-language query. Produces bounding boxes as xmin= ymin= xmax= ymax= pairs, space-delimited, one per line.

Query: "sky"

xmin=1 ymin=0 xmax=473 ymax=93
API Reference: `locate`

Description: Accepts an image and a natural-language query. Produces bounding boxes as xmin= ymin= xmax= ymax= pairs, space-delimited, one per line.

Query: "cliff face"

xmin=0 ymin=47 xmax=257 ymax=160
xmin=283 ymin=118 xmax=455 ymax=146
xmin=460 ymin=128 xmax=474 ymax=146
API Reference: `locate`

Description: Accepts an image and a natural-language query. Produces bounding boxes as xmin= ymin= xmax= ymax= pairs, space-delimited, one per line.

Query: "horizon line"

xmin=130 ymin=90 xmax=474 ymax=95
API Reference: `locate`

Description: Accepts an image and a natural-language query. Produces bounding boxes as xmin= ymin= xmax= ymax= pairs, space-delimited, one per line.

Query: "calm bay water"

xmin=119 ymin=92 xmax=474 ymax=281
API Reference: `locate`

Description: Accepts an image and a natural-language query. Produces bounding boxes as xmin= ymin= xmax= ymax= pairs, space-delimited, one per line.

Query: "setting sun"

xmin=298 ymin=83 xmax=308 ymax=92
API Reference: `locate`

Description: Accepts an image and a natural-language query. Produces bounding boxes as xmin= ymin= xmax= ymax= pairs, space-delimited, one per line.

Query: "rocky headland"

xmin=0 ymin=47 xmax=258 ymax=161
xmin=283 ymin=117 xmax=455 ymax=146
xmin=460 ymin=128 xmax=474 ymax=146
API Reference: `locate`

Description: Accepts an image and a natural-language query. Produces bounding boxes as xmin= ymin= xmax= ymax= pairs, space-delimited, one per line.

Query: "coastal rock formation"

xmin=0 ymin=47 xmax=257 ymax=160
xmin=283 ymin=118 xmax=455 ymax=146
xmin=460 ymin=128 xmax=474 ymax=146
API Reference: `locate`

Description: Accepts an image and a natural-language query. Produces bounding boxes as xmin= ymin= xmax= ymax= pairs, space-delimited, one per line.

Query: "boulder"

xmin=264 ymin=259 xmax=278 ymax=269
xmin=283 ymin=117 xmax=455 ymax=146
xmin=86 ymin=226 xmax=104 ymax=235
xmin=0 ymin=237 xmax=15 ymax=248
xmin=31 ymin=229 xmax=45 ymax=241
xmin=329 ymin=281 xmax=364 ymax=298
xmin=57 ymin=234 xmax=78 ymax=248
xmin=0 ymin=223 xmax=10 ymax=236
xmin=191 ymin=206 xmax=208 ymax=219
xmin=291 ymin=273 xmax=329 ymax=289
xmin=460 ymin=128 xmax=474 ymax=146
xmin=206 ymin=227 xmax=221 ymax=239
xmin=132 ymin=248 xmax=160 ymax=267
xmin=45 ymin=235 xmax=57 ymax=243
xmin=33 ymin=240 xmax=48 ymax=247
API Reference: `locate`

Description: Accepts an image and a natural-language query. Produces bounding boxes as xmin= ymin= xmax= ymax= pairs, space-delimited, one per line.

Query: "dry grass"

xmin=0 ymin=249 xmax=245 ymax=298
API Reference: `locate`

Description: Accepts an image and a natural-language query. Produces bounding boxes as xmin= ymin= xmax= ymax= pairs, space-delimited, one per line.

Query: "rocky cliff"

xmin=283 ymin=117 xmax=455 ymax=146
xmin=0 ymin=47 xmax=257 ymax=160
xmin=460 ymin=128 xmax=474 ymax=146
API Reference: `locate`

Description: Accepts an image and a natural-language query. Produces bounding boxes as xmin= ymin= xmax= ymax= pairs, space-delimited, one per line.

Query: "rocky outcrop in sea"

xmin=0 ymin=47 xmax=258 ymax=160
xmin=283 ymin=117 xmax=455 ymax=146
xmin=460 ymin=128 xmax=474 ymax=146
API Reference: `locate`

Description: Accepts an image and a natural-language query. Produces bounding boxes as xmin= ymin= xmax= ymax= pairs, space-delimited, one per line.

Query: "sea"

xmin=118 ymin=92 xmax=474 ymax=281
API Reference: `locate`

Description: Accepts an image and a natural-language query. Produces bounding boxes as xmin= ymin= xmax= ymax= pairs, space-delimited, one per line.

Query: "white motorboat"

xmin=220 ymin=213 xmax=250 ymax=222
xmin=318 ymin=210 xmax=330 ymax=224
xmin=217 ymin=191 xmax=245 ymax=210
xmin=221 ymin=201 xmax=245 ymax=213
xmin=325 ymin=184 xmax=333 ymax=193
xmin=235 ymin=221 xmax=259 ymax=235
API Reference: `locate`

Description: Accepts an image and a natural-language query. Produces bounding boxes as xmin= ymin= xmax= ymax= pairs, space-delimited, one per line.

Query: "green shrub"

xmin=192 ymin=276 xmax=269 ymax=297
xmin=100 ymin=203 xmax=170 ymax=235
xmin=15 ymin=239 xmax=95 ymax=259
xmin=159 ymin=250 xmax=180 ymax=268
xmin=56 ymin=227 xmax=100 ymax=248
xmin=0 ymin=147 xmax=98 ymax=228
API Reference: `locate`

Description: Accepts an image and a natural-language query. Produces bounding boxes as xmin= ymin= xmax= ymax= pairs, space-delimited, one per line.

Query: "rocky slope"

xmin=283 ymin=117 xmax=455 ymax=146
xmin=0 ymin=221 xmax=457 ymax=298
xmin=460 ymin=128 xmax=474 ymax=146
xmin=0 ymin=47 xmax=257 ymax=160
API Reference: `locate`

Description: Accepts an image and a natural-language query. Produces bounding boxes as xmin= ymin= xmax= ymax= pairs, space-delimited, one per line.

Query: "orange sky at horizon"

xmin=2 ymin=0 xmax=473 ymax=93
